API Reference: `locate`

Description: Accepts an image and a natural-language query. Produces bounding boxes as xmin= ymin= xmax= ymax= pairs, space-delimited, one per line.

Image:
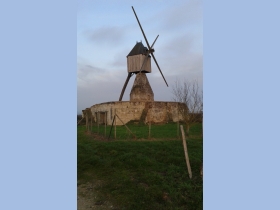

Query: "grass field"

xmin=78 ymin=123 xmax=203 ymax=210
xmin=89 ymin=121 xmax=202 ymax=140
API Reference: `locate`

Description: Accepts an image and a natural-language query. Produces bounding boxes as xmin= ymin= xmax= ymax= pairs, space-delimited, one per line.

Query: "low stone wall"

xmin=88 ymin=101 xmax=186 ymax=125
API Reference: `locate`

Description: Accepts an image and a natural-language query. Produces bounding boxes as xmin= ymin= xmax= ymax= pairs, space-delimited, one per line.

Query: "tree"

xmin=172 ymin=79 xmax=203 ymax=135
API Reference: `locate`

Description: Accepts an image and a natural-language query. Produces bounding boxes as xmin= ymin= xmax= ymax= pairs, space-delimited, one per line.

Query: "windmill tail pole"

xmin=119 ymin=73 xmax=132 ymax=101
xmin=108 ymin=115 xmax=116 ymax=140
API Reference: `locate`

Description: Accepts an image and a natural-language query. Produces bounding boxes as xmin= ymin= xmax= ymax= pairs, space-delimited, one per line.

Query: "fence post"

xmin=91 ymin=113 xmax=92 ymax=133
xmin=177 ymin=121 xmax=179 ymax=138
xmin=86 ymin=113 xmax=88 ymax=132
xmin=115 ymin=114 xmax=136 ymax=139
xmin=97 ymin=112 xmax=99 ymax=134
xmin=105 ymin=111 xmax=107 ymax=137
xmin=180 ymin=125 xmax=192 ymax=179
xmin=77 ymin=117 xmax=84 ymax=125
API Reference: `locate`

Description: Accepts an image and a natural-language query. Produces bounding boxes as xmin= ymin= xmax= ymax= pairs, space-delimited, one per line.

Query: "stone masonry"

xmin=87 ymin=101 xmax=186 ymax=125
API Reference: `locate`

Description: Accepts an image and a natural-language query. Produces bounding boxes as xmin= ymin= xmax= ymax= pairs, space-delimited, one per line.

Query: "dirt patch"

xmin=85 ymin=131 xmax=110 ymax=142
xmin=78 ymin=181 xmax=116 ymax=210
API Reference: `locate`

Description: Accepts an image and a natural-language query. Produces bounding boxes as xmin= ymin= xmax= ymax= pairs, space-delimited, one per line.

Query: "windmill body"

xmin=82 ymin=7 xmax=187 ymax=128
xmin=127 ymin=42 xmax=154 ymax=102
xmin=127 ymin=42 xmax=151 ymax=74
xmin=118 ymin=6 xmax=168 ymax=102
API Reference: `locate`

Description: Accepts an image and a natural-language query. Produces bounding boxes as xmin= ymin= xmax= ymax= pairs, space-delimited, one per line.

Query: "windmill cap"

xmin=127 ymin=42 xmax=148 ymax=57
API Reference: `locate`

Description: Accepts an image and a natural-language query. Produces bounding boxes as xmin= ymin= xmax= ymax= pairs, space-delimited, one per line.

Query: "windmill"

xmin=118 ymin=6 xmax=168 ymax=102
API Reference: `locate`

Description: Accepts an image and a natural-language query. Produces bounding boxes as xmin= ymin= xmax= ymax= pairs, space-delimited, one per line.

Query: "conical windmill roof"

xmin=127 ymin=42 xmax=148 ymax=57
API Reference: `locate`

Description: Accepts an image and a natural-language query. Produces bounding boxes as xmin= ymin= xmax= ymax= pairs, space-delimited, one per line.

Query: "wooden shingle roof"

xmin=127 ymin=42 xmax=148 ymax=57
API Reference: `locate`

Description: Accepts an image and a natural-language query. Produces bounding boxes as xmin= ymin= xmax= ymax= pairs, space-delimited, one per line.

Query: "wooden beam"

xmin=115 ymin=114 xmax=136 ymax=139
xmin=77 ymin=117 xmax=84 ymax=125
xmin=107 ymin=115 xmax=116 ymax=140
xmin=105 ymin=111 xmax=107 ymax=136
xmin=119 ymin=72 xmax=132 ymax=101
xmin=180 ymin=125 xmax=192 ymax=179
xmin=98 ymin=112 xmax=100 ymax=134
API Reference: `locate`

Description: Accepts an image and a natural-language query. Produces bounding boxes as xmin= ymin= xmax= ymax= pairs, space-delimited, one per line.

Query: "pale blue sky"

xmin=77 ymin=0 xmax=203 ymax=114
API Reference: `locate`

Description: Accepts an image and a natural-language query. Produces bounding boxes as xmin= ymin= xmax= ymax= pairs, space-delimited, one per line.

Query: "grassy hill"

xmin=78 ymin=123 xmax=203 ymax=210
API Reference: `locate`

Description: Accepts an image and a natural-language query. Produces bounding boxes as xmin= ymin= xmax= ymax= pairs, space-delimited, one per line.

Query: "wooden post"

xmin=202 ymin=115 xmax=203 ymax=137
xmin=90 ymin=114 xmax=92 ymax=133
xmin=98 ymin=112 xmax=100 ymax=134
xmin=77 ymin=117 xmax=84 ymax=125
xmin=114 ymin=109 xmax=116 ymax=139
xmin=180 ymin=125 xmax=192 ymax=179
xmin=115 ymin=114 xmax=136 ymax=139
xmin=105 ymin=111 xmax=107 ymax=137
xmin=107 ymin=115 xmax=116 ymax=140
xmin=85 ymin=113 xmax=88 ymax=131
xmin=177 ymin=121 xmax=179 ymax=138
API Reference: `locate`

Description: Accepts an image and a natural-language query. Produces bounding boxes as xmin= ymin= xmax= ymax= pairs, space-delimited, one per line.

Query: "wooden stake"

xmin=77 ymin=117 xmax=84 ymax=125
xmin=115 ymin=114 xmax=136 ymax=139
xmin=98 ymin=112 xmax=100 ymax=134
xmin=86 ymin=114 xmax=88 ymax=131
xmin=180 ymin=125 xmax=192 ymax=179
xmin=105 ymin=111 xmax=107 ymax=137
xmin=91 ymin=114 xmax=92 ymax=133
xmin=107 ymin=115 xmax=116 ymax=140
xmin=177 ymin=121 xmax=179 ymax=138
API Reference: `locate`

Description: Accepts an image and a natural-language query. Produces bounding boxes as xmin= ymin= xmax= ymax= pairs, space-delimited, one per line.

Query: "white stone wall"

xmin=89 ymin=101 xmax=185 ymax=125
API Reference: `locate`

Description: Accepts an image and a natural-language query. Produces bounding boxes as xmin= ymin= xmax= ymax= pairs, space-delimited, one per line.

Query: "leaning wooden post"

xmin=114 ymin=109 xmax=116 ymax=139
xmin=180 ymin=125 xmax=192 ymax=179
xmin=77 ymin=117 xmax=84 ymax=125
xmin=115 ymin=114 xmax=136 ymax=139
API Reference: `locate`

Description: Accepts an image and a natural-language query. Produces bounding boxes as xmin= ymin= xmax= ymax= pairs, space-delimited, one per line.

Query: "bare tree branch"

xmin=172 ymin=79 xmax=203 ymax=134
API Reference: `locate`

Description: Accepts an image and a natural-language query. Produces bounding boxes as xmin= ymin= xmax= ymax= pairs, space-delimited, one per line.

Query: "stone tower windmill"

xmin=83 ymin=6 xmax=187 ymax=131
xmin=118 ymin=6 xmax=168 ymax=102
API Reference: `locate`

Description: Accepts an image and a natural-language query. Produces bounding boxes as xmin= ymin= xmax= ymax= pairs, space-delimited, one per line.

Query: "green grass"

xmin=78 ymin=123 xmax=203 ymax=210
xmin=90 ymin=122 xmax=202 ymax=140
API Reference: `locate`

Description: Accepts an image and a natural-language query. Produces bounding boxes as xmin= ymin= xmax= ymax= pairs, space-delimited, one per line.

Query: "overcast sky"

xmin=77 ymin=0 xmax=203 ymax=114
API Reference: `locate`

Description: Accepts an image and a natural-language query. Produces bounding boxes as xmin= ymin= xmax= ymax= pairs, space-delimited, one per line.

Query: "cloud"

xmin=77 ymin=61 xmax=123 ymax=90
xmin=109 ymin=47 xmax=131 ymax=68
xmin=159 ymin=0 xmax=203 ymax=30
xmin=77 ymin=63 xmax=99 ymax=84
xmin=149 ymin=32 xmax=202 ymax=79
xmin=85 ymin=26 xmax=126 ymax=45
xmin=77 ymin=63 xmax=131 ymax=113
xmin=161 ymin=34 xmax=195 ymax=56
